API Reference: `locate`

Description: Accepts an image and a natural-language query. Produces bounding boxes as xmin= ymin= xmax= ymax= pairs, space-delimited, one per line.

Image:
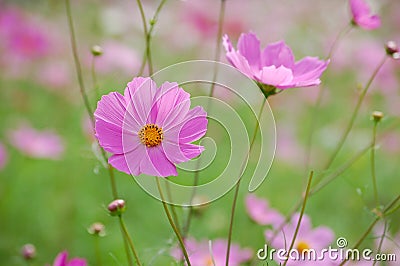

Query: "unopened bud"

xmin=108 ymin=199 xmax=126 ymax=216
xmin=385 ymin=41 xmax=399 ymax=59
xmin=192 ymin=195 xmax=209 ymax=215
xmin=91 ymin=45 xmax=103 ymax=56
xmin=372 ymin=111 xmax=384 ymax=122
xmin=88 ymin=222 xmax=106 ymax=236
xmin=21 ymin=244 xmax=36 ymax=260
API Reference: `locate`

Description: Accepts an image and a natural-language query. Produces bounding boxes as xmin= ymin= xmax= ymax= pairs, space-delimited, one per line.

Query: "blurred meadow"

xmin=0 ymin=0 xmax=399 ymax=265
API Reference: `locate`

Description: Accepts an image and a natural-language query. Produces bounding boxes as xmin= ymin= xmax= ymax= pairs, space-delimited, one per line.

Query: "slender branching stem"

xmin=156 ymin=178 xmax=191 ymax=266
xmin=225 ymin=99 xmax=267 ymax=266
xmin=119 ymin=215 xmax=142 ymax=266
xmin=371 ymin=121 xmax=379 ymax=209
xmin=282 ymin=172 xmax=314 ymax=266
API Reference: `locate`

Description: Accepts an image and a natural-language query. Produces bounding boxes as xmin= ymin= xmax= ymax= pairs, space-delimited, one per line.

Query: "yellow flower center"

xmin=138 ymin=124 xmax=163 ymax=147
xmin=296 ymin=241 xmax=310 ymax=253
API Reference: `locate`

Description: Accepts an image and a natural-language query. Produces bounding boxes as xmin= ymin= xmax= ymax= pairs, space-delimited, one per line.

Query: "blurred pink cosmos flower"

xmin=8 ymin=124 xmax=64 ymax=159
xmin=0 ymin=142 xmax=7 ymax=170
xmin=350 ymin=0 xmax=381 ymax=30
xmin=50 ymin=251 xmax=87 ymax=266
xmin=95 ymin=77 xmax=208 ymax=177
xmin=245 ymin=194 xmax=284 ymax=228
xmin=265 ymin=213 xmax=334 ymax=265
xmin=171 ymin=238 xmax=252 ymax=266
xmin=223 ymin=32 xmax=329 ymax=95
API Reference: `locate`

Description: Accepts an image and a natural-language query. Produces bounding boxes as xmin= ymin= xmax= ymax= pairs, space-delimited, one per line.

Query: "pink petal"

xmin=150 ymin=81 xmax=191 ymax=128
xmin=109 ymin=144 xmax=145 ymax=175
xmin=237 ymin=32 xmax=261 ymax=69
xmin=223 ymin=35 xmax=255 ymax=78
xmin=245 ymin=194 xmax=285 ymax=227
xmin=141 ymin=146 xmax=177 ymax=177
xmin=257 ymin=65 xmax=293 ymax=87
xmin=307 ymin=226 xmax=334 ymax=250
xmin=162 ymin=141 xmax=204 ymax=164
xmin=68 ymin=258 xmax=87 ymax=266
xmin=350 ymin=0 xmax=371 ymax=19
xmin=53 ymin=251 xmax=68 ymax=266
xmin=291 ymin=57 xmax=329 ymax=86
xmin=124 ymin=77 xmax=157 ymax=126
xmin=261 ymin=41 xmax=295 ymax=68
xmin=356 ymin=15 xmax=381 ymax=30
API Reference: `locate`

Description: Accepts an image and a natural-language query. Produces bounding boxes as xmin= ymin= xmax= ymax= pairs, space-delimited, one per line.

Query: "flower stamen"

xmin=139 ymin=124 xmax=163 ymax=147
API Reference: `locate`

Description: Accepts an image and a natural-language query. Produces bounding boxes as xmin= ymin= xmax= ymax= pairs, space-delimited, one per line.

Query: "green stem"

xmin=339 ymin=195 xmax=400 ymax=266
xmin=183 ymin=0 xmax=227 ymax=238
xmin=119 ymin=215 xmax=142 ymax=266
xmin=91 ymin=55 xmax=100 ymax=100
xmin=225 ymin=99 xmax=266 ymax=266
xmin=94 ymin=235 xmax=103 ymax=266
xmin=324 ymin=55 xmax=387 ymax=170
xmin=108 ymin=164 xmax=118 ymax=200
xmin=326 ymin=24 xmax=353 ymax=60
xmin=282 ymin=171 xmax=314 ymax=266
xmin=373 ymin=221 xmax=387 ymax=266
xmin=371 ymin=121 xmax=379 ymax=209
xmin=166 ymin=178 xmax=182 ymax=233
xmin=156 ymin=178 xmax=191 ymax=266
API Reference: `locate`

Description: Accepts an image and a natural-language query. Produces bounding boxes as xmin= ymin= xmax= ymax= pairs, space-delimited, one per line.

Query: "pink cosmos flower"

xmin=350 ymin=0 xmax=381 ymax=30
xmin=245 ymin=194 xmax=285 ymax=228
xmin=171 ymin=238 xmax=252 ymax=266
xmin=94 ymin=77 xmax=208 ymax=177
xmin=7 ymin=124 xmax=64 ymax=159
xmin=223 ymin=32 xmax=329 ymax=93
xmin=0 ymin=142 xmax=7 ymax=170
xmin=265 ymin=213 xmax=334 ymax=265
xmin=50 ymin=251 xmax=87 ymax=266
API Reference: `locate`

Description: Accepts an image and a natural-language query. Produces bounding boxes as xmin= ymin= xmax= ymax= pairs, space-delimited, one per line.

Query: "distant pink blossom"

xmin=223 ymin=32 xmax=329 ymax=91
xmin=245 ymin=194 xmax=284 ymax=228
xmin=94 ymin=77 xmax=208 ymax=177
xmin=0 ymin=7 xmax=51 ymax=59
xmin=8 ymin=124 xmax=64 ymax=159
xmin=50 ymin=251 xmax=87 ymax=266
xmin=171 ymin=238 xmax=252 ymax=266
xmin=265 ymin=213 xmax=335 ymax=265
xmin=350 ymin=0 xmax=381 ymax=30
xmin=0 ymin=142 xmax=7 ymax=170
xmin=93 ymin=41 xmax=140 ymax=75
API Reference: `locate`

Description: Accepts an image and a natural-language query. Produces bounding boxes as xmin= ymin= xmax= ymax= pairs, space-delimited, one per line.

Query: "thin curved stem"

xmin=91 ymin=55 xmax=100 ymax=100
xmin=225 ymin=99 xmax=266 ymax=266
xmin=282 ymin=171 xmax=314 ymax=266
xmin=156 ymin=178 xmax=191 ymax=266
xmin=327 ymin=24 xmax=353 ymax=60
xmin=119 ymin=216 xmax=142 ymax=266
xmin=324 ymin=55 xmax=387 ymax=170
xmin=371 ymin=121 xmax=379 ymax=209
xmin=93 ymin=235 xmax=103 ymax=266
xmin=183 ymin=0 xmax=227 ymax=239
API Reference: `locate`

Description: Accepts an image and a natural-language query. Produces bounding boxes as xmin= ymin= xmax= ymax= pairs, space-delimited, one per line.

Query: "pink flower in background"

xmin=171 ymin=238 xmax=252 ymax=266
xmin=245 ymin=194 xmax=284 ymax=228
xmin=0 ymin=142 xmax=7 ymax=170
xmin=94 ymin=41 xmax=140 ymax=75
xmin=350 ymin=0 xmax=381 ymax=30
xmin=95 ymin=77 xmax=208 ymax=177
xmin=265 ymin=213 xmax=334 ymax=265
xmin=50 ymin=251 xmax=87 ymax=266
xmin=223 ymin=33 xmax=329 ymax=91
xmin=0 ymin=7 xmax=51 ymax=59
xmin=8 ymin=124 xmax=64 ymax=159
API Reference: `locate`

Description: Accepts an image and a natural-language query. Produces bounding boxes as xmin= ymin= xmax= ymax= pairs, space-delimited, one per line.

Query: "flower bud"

xmin=21 ymin=244 xmax=36 ymax=260
xmin=88 ymin=222 xmax=106 ymax=237
xmin=371 ymin=111 xmax=384 ymax=122
xmin=385 ymin=41 xmax=399 ymax=59
xmin=91 ymin=45 xmax=103 ymax=56
xmin=108 ymin=199 xmax=126 ymax=216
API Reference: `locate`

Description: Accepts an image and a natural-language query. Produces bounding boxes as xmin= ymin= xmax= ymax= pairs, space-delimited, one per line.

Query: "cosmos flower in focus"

xmin=245 ymin=194 xmax=284 ymax=228
xmin=265 ymin=213 xmax=334 ymax=265
xmin=7 ymin=123 xmax=64 ymax=159
xmin=50 ymin=251 xmax=87 ymax=266
xmin=223 ymin=32 xmax=329 ymax=97
xmin=94 ymin=77 xmax=208 ymax=177
xmin=171 ymin=238 xmax=252 ymax=266
xmin=350 ymin=0 xmax=381 ymax=30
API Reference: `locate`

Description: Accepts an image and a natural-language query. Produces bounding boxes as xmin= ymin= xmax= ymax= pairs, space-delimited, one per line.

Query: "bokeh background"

xmin=0 ymin=0 xmax=399 ymax=265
